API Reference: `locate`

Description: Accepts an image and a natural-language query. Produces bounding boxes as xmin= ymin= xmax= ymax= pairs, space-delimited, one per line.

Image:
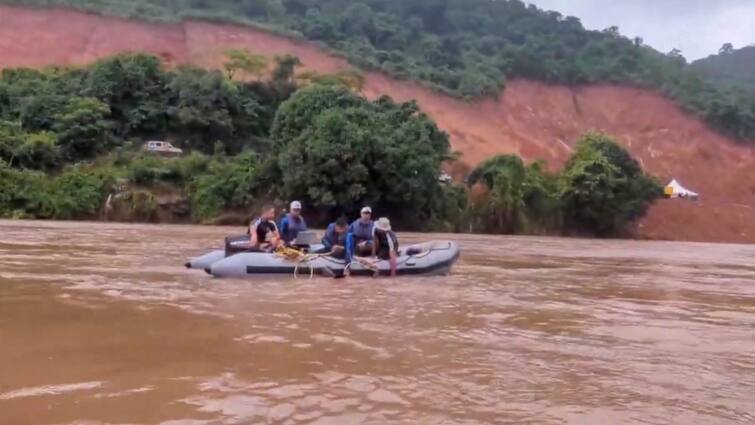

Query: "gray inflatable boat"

xmin=185 ymin=235 xmax=460 ymax=278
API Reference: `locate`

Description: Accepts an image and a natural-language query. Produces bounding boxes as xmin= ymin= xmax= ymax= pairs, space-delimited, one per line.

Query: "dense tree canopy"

xmin=0 ymin=53 xmax=297 ymax=220
xmin=0 ymin=53 xmax=297 ymax=163
xmin=691 ymin=45 xmax=755 ymax=91
xmin=4 ymin=0 xmax=754 ymax=141
xmin=467 ymin=133 xmax=661 ymax=236
xmin=271 ymin=84 xmax=451 ymax=227
xmin=559 ymin=133 xmax=662 ymax=235
xmin=0 ymin=51 xmax=660 ymax=235
xmin=468 ymin=155 xmax=561 ymax=234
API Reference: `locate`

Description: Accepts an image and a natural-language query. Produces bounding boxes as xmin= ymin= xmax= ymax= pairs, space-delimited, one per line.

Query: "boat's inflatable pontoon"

xmin=186 ymin=233 xmax=460 ymax=278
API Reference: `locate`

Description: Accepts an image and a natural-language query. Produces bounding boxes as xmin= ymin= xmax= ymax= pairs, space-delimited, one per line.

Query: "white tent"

xmin=664 ymin=179 xmax=699 ymax=199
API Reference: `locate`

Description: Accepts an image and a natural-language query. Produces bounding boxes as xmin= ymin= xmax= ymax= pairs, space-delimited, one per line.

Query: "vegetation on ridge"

xmin=2 ymin=0 xmax=755 ymax=142
xmin=691 ymin=44 xmax=755 ymax=92
xmin=0 ymin=53 xmax=659 ymax=236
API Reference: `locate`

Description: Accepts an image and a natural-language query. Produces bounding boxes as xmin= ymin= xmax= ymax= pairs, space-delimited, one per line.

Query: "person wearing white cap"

xmin=372 ymin=217 xmax=399 ymax=277
xmin=279 ymin=200 xmax=308 ymax=245
xmin=347 ymin=206 xmax=374 ymax=256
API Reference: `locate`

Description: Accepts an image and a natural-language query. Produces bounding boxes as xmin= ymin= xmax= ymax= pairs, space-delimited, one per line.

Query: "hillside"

xmin=0 ymin=5 xmax=754 ymax=243
xmin=691 ymin=45 xmax=755 ymax=90
xmin=3 ymin=0 xmax=755 ymax=143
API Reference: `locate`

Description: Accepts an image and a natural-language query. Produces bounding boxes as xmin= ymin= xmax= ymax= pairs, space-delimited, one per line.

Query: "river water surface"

xmin=1 ymin=220 xmax=754 ymax=425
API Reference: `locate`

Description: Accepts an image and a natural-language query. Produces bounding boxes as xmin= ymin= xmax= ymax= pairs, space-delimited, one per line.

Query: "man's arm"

xmin=345 ymin=233 xmax=354 ymax=264
xmin=279 ymin=217 xmax=289 ymax=241
xmin=389 ymin=250 xmax=398 ymax=277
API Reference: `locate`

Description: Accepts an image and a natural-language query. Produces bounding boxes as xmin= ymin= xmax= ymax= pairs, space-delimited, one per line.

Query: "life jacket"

xmin=280 ymin=213 xmax=307 ymax=243
xmin=251 ymin=218 xmax=278 ymax=243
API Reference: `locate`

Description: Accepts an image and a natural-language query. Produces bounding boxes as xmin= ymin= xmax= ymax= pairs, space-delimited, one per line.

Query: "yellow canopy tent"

xmin=664 ymin=179 xmax=699 ymax=199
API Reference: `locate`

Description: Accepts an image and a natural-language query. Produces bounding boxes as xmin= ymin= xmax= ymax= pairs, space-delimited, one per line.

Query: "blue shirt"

xmin=279 ymin=213 xmax=307 ymax=244
xmin=322 ymin=223 xmax=347 ymax=249
xmin=348 ymin=219 xmax=374 ymax=242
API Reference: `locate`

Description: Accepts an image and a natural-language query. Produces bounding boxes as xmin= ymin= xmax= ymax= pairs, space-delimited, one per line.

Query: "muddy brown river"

xmin=1 ymin=220 xmax=753 ymax=425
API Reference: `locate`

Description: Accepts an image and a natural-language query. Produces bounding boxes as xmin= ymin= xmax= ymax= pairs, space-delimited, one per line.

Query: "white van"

xmin=143 ymin=141 xmax=183 ymax=155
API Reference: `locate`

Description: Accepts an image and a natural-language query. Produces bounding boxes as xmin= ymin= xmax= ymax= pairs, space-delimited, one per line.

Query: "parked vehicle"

xmin=143 ymin=141 xmax=182 ymax=155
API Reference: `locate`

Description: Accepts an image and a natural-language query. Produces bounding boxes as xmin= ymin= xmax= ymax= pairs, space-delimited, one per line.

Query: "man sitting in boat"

xmin=279 ymin=201 xmax=308 ymax=246
xmin=249 ymin=205 xmax=283 ymax=252
xmin=347 ymin=206 xmax=374 ymax=257
xmin=372 ymin=217 xmax=399 ymax=277
xmin=320 ymin=217 xmax=349 ymax=259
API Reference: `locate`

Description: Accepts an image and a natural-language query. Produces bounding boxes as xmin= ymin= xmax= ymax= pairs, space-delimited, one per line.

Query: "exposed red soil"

xmin=1 ymin=5 xmax=753 ymax=243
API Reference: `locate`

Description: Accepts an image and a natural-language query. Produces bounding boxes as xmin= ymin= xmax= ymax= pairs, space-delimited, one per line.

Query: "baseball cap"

xmin=361 ymin=206 xmax=372 ymax=214
xmin=290 ymin=201 xmax=302 ymax=210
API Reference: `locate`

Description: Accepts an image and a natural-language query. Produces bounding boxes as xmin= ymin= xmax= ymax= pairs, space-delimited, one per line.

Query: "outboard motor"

xmin=224 ymin=234 xmax=255 ymax=257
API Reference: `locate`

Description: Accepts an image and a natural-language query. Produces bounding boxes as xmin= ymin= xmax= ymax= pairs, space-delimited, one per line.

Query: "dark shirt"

xmin=373 ymin=229 xmax=398 ymax=260
xmin=251 ymin=218 xmax=278 ymax=245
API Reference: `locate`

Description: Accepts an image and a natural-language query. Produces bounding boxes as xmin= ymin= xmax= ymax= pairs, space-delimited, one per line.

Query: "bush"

xmin=115 ymin=190 xmax=158 ymax=222
xmin=126 ymin=152 xmax=211 ymax=185
xmin=560 ymin=132 xmax=663 ymax=235
xmin=468 ymin=155 xmax=561 ymax=234
xmin=467 ymin=133 xmax=659 ymax=236
xmin=189 ymin=151 xmax=260 ymax=221
xmin=0 ymin=164 xmax=114 ymax=219
xmin=13 ymin=131 xmax=61 ymax=171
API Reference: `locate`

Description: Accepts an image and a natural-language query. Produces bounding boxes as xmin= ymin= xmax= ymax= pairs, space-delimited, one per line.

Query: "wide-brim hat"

xmin=375 ymin=217 xmax=391 ymax=231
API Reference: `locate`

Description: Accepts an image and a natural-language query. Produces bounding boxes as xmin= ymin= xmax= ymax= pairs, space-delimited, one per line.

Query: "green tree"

xmin=12 ymin=131 xmax=61 ymax=171
xmin=53 ymin=97 xmax=112 ymax=161
xmin=265 ymin=0 xmax=286 ymax=21
xmin=271 ymin=54 xmax=302 ymax=85
xmin=560 ymin=132 xmax=662 ymax=236
xmin=0 ymin=120 xmax=24 ymax=165
xmin=82 ymin=54 xmax=170 ymax=138
xmin=166 ymin=66 xmax=263 ymax=153
xmin=189 ymin=151 xmax=260 ymax=220
xmin=468 ymin=155 xmax=561 ymax=234
xmin=270 ymin=84 xmax=450 ymax=226
xmin=223 ymin=49 xmax=269 ymax=80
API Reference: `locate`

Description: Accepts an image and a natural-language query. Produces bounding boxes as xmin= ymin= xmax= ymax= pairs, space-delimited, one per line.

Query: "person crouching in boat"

xmin=372 ymin=217 xmax=399 ymax=277
xmin=279 ymin=200 xmax=308 ymax=246
xmin=347 ymin=206 xmax=374 ymax=257
xmin=320 ymin=216 xmax=349 ymax=259
xmin=249 ymin=205 xmax=283 ymax=252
